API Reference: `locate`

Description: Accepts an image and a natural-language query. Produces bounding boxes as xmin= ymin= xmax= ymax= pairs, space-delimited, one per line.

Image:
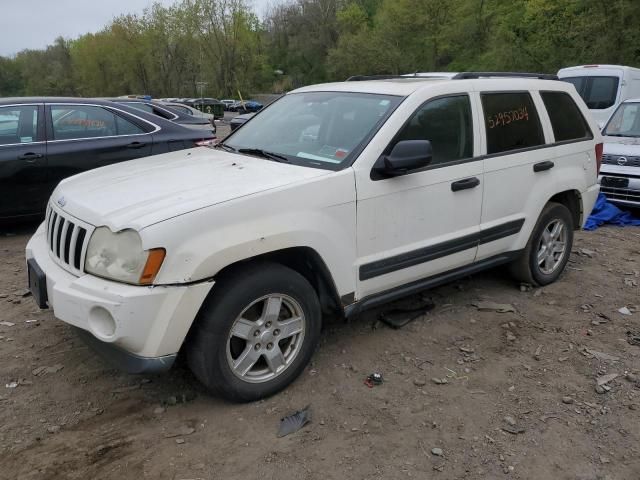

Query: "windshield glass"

xmin=224 ymin=91 xmax=402 ymax=169
xmin=603 ymin=102 xmax=640 ymax=136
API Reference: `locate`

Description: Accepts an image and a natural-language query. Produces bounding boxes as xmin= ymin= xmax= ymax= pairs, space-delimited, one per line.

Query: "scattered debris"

xmin=379 ymin=297 xmax=434 ymax=329
xmin=153 ymin=407 xmax=165 ymax=415
xmin=627 ymin=331 xmax=640 ymax=347
xmin=519 ymin=283 xmax=532 ymax=292
xmin=32 ymin=364 xmax=64 ymax=377
xmin=534 ymin=345 xmax=543 ymax=361
xmin=597 ymin=373 xmax=619 ymax=387
xmin=459 ymin=346 xmax=474 ymax=354
xmin=472 ymin=302 xmax=516 ymax=313
xmin=111 ymin=384 xmax=141 ymax=394
xmin=501 ymin=425 xmax=525 ymax=435
xmin=431 ymin=447 xmax=443 ymax=456
xmin=0 ymin=321 xmax=15 ymax=327
xmin=277 ymin=406 xmax=311 ymax=438
xmin=618 ymin=306 xmax=632 ymax=316
xmin=5 ymin=381 xmax=18 ymax=389
xmin=47 ymin=425 xmax=60 ymax=434
xmin=562 ymin=396 xmax=575 ymax=405
xmin=582 ymin=348 xmax=620 ymax=362
xmin=164 ymin=426 xmax=196 ymax=438
xmin=175 ymin=438 xmax=185 ymax=444
xmin=506 ymin=331 xmax=517 ymax=342
xmin=364 ymin=372 xmax=383 ymax=388
xmin=413 ymin=378 xmax=426 ymax=387
xmin=624 ymin=278 xmax=638 ymax=287
xmin=578 ymin=248 xmax=596 ymax=258
xmin=503 ymin=415 xmax=516 ymax=426
xmin=431 ymin=377 xmax=448 ymax=385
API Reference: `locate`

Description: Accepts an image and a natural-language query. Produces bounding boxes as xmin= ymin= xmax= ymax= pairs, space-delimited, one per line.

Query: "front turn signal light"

xmin=139 ymin=248 xmax=166 ymax=285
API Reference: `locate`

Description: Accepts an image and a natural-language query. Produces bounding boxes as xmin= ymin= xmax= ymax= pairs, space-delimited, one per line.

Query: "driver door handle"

xmin=18 ymin=152 xmax=43 ymax=163
xmin=126 ymin=141 xmax=146 ymax=149
xmin=451 ymin=177 xmax=480 ymax=192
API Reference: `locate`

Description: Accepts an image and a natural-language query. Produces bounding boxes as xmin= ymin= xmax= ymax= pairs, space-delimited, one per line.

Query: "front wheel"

xmin=186 ymin=262 xmax=321 ymax=402
xmin=510 ymin=202 xmax=574 ymax=286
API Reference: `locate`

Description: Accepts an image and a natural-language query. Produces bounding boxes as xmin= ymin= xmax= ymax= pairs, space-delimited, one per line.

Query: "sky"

xmin=0 ymin=0 xmax=279 ymax=56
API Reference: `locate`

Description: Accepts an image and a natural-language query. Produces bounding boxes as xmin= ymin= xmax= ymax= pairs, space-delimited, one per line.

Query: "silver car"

xmin=599 ymin=99 xmax=640 ymax=208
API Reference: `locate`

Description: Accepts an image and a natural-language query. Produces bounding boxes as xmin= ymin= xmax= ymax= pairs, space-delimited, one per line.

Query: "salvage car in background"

xmin=0 ymin=98 xmax=215 ymax=221
xmin=108 ymin=98 xmax=215 ymax=134
xmin=229 ymin=100 xmax=263 ymax=113
xmin=161 ymin=102 xmax=215 ymax=123
xmin=229 ymin=112 xmax=255 ymax=132
xmin=182 ymin=98 xmax=225 ymax=119
xmin=599 ymin=98 xmax=640 ymax=208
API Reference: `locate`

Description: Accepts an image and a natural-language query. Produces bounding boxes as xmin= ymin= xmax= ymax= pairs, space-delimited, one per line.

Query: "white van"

xmin=558 ymin=65 xmax=640 ymax=127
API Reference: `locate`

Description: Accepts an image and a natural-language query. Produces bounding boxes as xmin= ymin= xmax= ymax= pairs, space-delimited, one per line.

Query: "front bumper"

xmin=25 ymin=223 xmax=214 ymax=372
xmin=598 ymin=165 xmax=640 ymax=208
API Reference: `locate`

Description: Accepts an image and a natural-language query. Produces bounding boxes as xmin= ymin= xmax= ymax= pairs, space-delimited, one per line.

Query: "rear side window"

xmin=540 ymin=91 xmax=593 ymax=142
xmin=481 ymin=92 xmax=544 ymax=155
xmin=562 ymin=76 xmax=619 ymax=109
xmin=51 ymin=105 xmax=145 ymax=140
xmin=394 ymin=95 xmax=473 ymax=166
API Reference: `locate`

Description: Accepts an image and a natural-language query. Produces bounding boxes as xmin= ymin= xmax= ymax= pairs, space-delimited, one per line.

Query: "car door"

xmin=475 ymin=90 xmax=555 ymax=261
xmin=354 ymin=93 xmax=484 ymax=299
xmin=45 ymin=103 xmax=154 ymax=192
xmin=0 ymin=103 xmax=48 ymax=219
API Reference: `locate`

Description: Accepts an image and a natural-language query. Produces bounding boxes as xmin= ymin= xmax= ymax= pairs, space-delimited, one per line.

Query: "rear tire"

xmin=509 ymin=202 xmax=574 ymax=286
xmin=186 ymin=262 xmax=321 ymax=402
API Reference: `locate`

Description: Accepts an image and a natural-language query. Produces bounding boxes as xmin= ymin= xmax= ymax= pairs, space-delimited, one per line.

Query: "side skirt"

xmin=344 ymin=250 xmax=522 ymax=318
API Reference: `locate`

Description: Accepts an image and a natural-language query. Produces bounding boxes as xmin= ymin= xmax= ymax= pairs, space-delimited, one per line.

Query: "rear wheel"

xmin=187 ymin=262 xmax=321 ymax=402
xmin=510 ymin=202 xmax=574 ymax=286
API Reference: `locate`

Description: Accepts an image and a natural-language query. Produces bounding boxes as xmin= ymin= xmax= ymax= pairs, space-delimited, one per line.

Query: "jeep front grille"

xmin=45 ymin=204 xmax=92 ymax=276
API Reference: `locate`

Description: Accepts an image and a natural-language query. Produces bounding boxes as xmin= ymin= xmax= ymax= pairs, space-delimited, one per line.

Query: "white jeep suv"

xmin=26 ymin=73 xmax=601 ymax=401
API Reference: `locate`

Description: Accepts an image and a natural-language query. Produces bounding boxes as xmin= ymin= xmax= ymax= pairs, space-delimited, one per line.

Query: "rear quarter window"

xmin=481 ymin=92 xmax=545 ymax=155
xmin=540 ymin=91 xmax=593 ymax=142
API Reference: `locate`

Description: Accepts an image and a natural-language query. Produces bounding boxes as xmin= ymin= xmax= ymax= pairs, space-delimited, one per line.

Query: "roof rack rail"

xmin=346 ymin=74 xmax=420 ymax=81
xmin=452 ymin=72 xmax=558 ymax=80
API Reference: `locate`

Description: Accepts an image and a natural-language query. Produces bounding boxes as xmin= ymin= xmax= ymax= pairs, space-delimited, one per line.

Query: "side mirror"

xmin=374 ymin=140 xmax=433 ymax=177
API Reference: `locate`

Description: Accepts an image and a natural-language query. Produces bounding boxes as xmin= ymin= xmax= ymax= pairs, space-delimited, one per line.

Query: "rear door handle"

xmin=18 ymin=152 xmax=43 ymax=163
xmin=533 ymin=161 xmax=554 ymax=172
xmin=451 ymin=177 xmax=480 ymax=192
xmin=126 ymin=142 xmax=146 ymax=149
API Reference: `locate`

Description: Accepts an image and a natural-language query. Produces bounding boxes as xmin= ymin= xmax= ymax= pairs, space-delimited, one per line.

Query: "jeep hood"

xmin=53 ymin=147 xmax=331 ymax=230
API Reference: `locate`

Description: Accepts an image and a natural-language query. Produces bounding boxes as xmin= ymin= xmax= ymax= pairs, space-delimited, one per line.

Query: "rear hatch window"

xmin=562 ymin=76 xmax=619 ymax=110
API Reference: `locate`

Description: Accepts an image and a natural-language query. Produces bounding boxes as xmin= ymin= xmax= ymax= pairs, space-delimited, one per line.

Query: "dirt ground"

xmin=1 ymin=220 xmax=640 ymax=480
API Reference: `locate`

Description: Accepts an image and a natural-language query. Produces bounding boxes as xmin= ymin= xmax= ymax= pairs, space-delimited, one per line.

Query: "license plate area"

xmin=27 ymin=258 xmax=48 ymax=309
xmin=601 ymin=176 xmax=629 ymax=188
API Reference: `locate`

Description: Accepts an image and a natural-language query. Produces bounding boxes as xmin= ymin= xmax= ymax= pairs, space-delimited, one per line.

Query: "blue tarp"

xmin=584 ymin=193 xmax=640 ymax=231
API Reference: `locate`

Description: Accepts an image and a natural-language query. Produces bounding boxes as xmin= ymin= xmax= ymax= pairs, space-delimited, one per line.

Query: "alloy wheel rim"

xmin=226 ymin=294 xmax=305 ymax=383
xmin=536 ymin=218 xmax=568 ymax=275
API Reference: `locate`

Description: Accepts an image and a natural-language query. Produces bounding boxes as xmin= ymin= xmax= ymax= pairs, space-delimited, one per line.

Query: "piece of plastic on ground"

xmin=277 ymin=406 xmax=311 ymax=437
xmin=584 ymin=193 xmax=640 ymax=231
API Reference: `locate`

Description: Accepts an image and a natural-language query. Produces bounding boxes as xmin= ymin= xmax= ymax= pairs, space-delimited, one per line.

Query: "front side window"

xmin=393 ymin=95 xmax=473 ymax=166
xmin=603 ymin=102 xmax=640 ymax=137
xmin=224 ymin=91 xmax=402 ymax=170
xmin=541 ymin=91 xmax=592 ymax=142
xmin=0 ymin=105 xmax=39 ymax=145
xmin=562 ymin=76 xmax=619 ymax=110
xmin=481 ymin=92 xmax=545 ymax=155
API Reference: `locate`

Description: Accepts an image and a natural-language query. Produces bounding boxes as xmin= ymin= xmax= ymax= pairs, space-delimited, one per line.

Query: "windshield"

xmin=224 ymin=91 xmax=402 ymax=169
xmin=562 ymin=76 xmax=619 ymax=110
xmin=603 ymin=102 xmax=640 ymax=137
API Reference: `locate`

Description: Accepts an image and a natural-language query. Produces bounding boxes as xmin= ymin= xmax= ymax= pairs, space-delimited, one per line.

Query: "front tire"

xmin=510 ymin=202 xmax=574 ymax=286
xmin=186 ymin=262 xmax=321 ymax=402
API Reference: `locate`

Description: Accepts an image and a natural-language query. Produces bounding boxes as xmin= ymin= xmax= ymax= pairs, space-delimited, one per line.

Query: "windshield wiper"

xmin=237 ymin=148 xmax=290 ymax=163
xmin=214 ymin=142 xmax=236 ymax=152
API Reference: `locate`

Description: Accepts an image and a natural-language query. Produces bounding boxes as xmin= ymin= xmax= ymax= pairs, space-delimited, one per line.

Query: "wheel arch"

xmin=548 ymin=189 xmax=583 ymax=229
xmin=211 ymin=246 xmax=344 ymax=316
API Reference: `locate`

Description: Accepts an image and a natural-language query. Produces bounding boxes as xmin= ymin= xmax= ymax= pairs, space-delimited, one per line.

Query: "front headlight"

xmin=84 ymin=227 xmax=165 ymax=285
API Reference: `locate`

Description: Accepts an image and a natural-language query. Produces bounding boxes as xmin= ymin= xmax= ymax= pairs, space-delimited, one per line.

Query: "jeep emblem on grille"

xmin=617 ymin=156 xmax=628 ymax=166
xmin=57 ymin=196 xmax=66 ymax=207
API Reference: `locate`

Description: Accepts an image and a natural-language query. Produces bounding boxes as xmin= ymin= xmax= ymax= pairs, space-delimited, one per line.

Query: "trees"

xmin=0 ymin=0 xmax=639 ymax=97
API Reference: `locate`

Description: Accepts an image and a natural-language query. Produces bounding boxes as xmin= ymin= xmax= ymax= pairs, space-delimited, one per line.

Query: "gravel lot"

xmin=1 ymin=218 xmax=640 ymax=479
